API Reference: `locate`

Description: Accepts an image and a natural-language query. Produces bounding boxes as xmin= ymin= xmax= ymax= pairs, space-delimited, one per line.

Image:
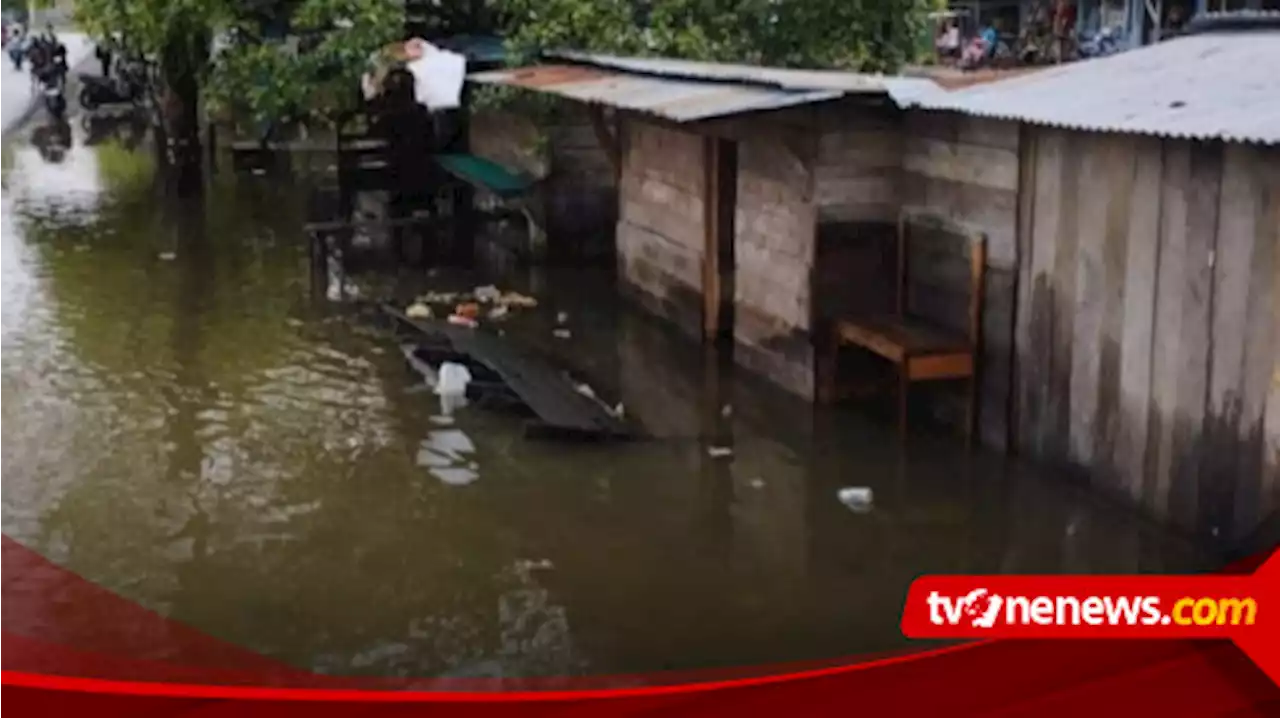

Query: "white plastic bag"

xmin=436 ymin=361 xmax=472 ymax=396
xmin=405 ymin=41 xmax=466 ymax=111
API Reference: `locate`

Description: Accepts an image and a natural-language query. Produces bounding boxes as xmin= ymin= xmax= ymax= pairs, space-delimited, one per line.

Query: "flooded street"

xmin=2 ymin=119 xmax=1214 ymax=680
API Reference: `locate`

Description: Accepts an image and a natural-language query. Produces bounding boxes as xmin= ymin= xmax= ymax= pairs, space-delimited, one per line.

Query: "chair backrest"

xmin=896 ymin=208 xmax=987 ymax=347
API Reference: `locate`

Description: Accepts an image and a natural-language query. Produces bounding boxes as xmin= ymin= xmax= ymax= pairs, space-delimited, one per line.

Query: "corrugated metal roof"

xmin=547 ymin=51 xmax=890 ymax=92
xmin=468 ymin=64 xmax=845 ymax=123
xmin=901 ymin=30 xmax=1280 ymax=145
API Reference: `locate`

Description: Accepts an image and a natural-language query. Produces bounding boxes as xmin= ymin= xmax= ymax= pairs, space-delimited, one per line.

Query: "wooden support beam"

xmin=702 ymin=137 xmax=738 ymax=343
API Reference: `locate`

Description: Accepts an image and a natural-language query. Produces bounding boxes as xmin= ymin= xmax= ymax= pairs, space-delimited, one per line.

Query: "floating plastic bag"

xmin=404 ymin=40 xmax=466 ymax=111
xmin=837 ymin=487 xmax=874 ymax=513
xmin=436 ymin=361 xmax=472 ymax=397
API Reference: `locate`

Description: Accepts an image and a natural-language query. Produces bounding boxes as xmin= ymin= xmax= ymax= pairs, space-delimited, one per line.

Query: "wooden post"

xmin=702 ymin=137 xmax=737 ymax=344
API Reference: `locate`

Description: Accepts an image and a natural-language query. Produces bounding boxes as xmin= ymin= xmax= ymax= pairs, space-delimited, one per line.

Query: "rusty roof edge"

xmin=544 ymin=50 xmax=905 ymax=95
xmin=545 ymin=50 xmax=798 ymax=91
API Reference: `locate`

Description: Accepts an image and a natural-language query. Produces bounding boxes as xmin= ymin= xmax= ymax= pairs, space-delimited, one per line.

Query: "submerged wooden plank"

xmin=1205 ymin=143 xmax=1261 ymax=539
xmin=1046 ymin=131 xmax=1083 ymax=465
xmin=1019 ymin=128 xmax=1066 ymax=458
xmin=1114 ymin=137 xmax=1163 ymax=503
xmin=1068 ymin=136 xmax=1113 ymax=470
xmin=1240 ymin=148 xmax=1280 ymax=532
xmin=1093 ymin=138 xmax=1137 ymax=495
xmin=1167 ymin=141 xmax=1221 ymax=532
xmin=383 ymin=305 xmax=634 ymax=439
xmin=1011 ymin=126 xmax=1037 ymax=451
xmin=1149 ymin=140 xmax=1192 ymax=518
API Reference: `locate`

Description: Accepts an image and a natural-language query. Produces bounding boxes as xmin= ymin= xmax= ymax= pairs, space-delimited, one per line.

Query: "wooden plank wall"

xmin=1016 ymin=128 xmax=1280 ymax=544
xmin=901 ymin=111 xmax=1021 ymax=451
xmin=615 ymin=119 xmax=708 ymax=338
xmin=468 ymin=103 xmax=617 ymax=256
xmin=546 ymin=105 xmax=619 ymax=255
xmin=731 ymin=113 xmax=820 ymax=399
xmin=811 ymin=101 xmax=904 ymax=325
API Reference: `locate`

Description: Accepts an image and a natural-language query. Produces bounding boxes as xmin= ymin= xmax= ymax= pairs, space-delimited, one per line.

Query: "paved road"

xmin=2 ymin=33 xmax=93 ymax=135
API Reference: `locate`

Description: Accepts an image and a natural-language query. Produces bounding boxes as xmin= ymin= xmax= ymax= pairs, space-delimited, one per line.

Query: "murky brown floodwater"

xmin=2 ymin=117 xmax=1214 ymax=679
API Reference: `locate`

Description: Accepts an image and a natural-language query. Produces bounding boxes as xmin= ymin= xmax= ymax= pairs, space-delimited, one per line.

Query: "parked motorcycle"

xmin=79 ymin=72 xmax=145 ymax=110
xmin=1078 ymin=26 xmax=1124 ymax=59
xmin=42 ymin=76 xmax=66 ymax=119
xmin=40 ymin=71 xmax=67 ymax=120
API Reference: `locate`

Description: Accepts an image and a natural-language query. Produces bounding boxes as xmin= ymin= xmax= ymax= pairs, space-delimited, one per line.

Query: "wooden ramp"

xmin=383 ymin=305 xmax=635 ymax=441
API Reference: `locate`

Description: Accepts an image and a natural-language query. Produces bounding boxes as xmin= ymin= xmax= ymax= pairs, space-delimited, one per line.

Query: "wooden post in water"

xmin=702 ymin=136 xmax=738 ymax=347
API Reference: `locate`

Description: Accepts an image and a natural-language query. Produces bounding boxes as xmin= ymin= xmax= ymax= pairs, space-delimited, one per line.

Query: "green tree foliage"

xmin=70 ymin=0 xmax=403 ymax=138
xmin=207 ymin=0 xmax=405 ymax=132
xmin=501 ymin=0 xmax=935 ymax=72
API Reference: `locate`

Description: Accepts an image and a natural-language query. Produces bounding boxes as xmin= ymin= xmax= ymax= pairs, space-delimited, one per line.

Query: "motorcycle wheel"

xmin=79 ymin=87 xmax=97 ymax=111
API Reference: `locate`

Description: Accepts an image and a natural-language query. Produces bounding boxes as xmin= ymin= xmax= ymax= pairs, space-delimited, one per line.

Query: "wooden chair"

xmin=828 ymin=210 xmax=986 ymax=446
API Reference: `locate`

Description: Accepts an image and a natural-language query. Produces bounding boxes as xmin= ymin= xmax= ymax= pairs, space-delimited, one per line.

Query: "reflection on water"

xmin=1 ymin=124 xmax=1213 ymax=679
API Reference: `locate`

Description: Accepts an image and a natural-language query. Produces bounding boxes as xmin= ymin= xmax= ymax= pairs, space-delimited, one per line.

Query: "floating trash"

xmin=552 ymin=328 xmax=572 ymax=339
xmin=837 ymin=487 xmax=874 ymax=512
xmin=158 ymin=251 xmax=176 ymax=261
xmin=749 ymin=478 xmax=765 ymax=489
xmin=473 ymin=285 xmax=501 ymax=303
xmin=488 ymin=304 xmax=510 ymax=320
xmin=500 ymin=291 xmax=537 ymax=308
xmin=454 ymin=302 xmax=481 ymax=319
xmin=419 ymin=291 xmax=459 ymax=305
xmin=406 ymin=301 xmax=433 ymax=319
xmin=436 ymin=362 xmax=472 ymax=397
xmin=555 ymin=311 xmax=569 ymax=324
xmin=707 ymin=446 xmax=734 ymax=459
xmin=415 ymin=446 xmax=453 ymax=468
xmin=431 ymin=467 xmax=479 ymax=486
xmin=721 ymin=404 xmax=733 ymax=418
xmin=448 ymin=314 xmax=479 ymax=329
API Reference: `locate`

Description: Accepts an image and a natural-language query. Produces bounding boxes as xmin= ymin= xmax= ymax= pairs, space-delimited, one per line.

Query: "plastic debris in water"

xmin=707 ymin=446 xmax=733 ymax=459
xmin=515 ymin=559 xmax=554 ymax=572
xmin=406 ymin=301 xmax=433 ymax=319
xmin=448 ymin=314 xmax=479 ymax=329
xmin=837 ymin=487 xmax=874 ymax=512
xmin=500 ymin=292 xmax=537 ymax=308
xmin=488 ymin=304 xmax=510 ymax=320
xmin=749 ymin=478 xmax=765 ymax=489
xmin=612 ymin=403 xmax=625 ymax=419
xmin=552 ymin=328 xmax=572 ymax=339
xmin=555 ymin=311 xmax=569 ymax=324
xmin=573 ymin=383 xmax=596 ymax=399
xmin=454 ymin=302 xmax=481 ymax=319
xmin=436 ymin=362 xmax=472 ymax=397
xmin=721 ymin=404 xmax=733 ymax=418
xmin=431 ymin=467 xmax=479 ymax=486
xmin=474 ymin=285 xmax=501 ymax=303
xmin=158 ymin=251 xmax=176 ymax=261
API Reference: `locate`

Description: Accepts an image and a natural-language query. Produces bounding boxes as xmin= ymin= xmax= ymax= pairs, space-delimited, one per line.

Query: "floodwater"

xmin=1 ymin=116 xmax=1214 ymax=680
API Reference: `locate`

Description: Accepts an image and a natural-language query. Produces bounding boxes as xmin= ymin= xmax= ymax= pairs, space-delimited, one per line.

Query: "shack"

xmin=470 ymin=53 xmax=937 ymax=400
xmin=903 ymin=14 xmax=1280 ymax=545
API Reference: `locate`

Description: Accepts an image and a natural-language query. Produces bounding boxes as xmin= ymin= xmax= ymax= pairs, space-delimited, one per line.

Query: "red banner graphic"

xmin=2 ymin=534 xmax=1278 ymax=715
xmin=902 ymin=547 xmax=1280 ymax=682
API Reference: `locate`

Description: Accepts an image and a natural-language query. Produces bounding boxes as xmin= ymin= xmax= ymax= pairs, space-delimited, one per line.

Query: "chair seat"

xmin=835 ymin=314 xmax=971 ymax=363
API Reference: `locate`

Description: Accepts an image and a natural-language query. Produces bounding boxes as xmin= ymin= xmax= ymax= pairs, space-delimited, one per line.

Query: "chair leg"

xmin=965 ymin=372 xmax=978 ymax=450
xmin=817 ymin=342 xmax=838 ymax=405
xmin=897 ymin=365 xmax=909 ymax=440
